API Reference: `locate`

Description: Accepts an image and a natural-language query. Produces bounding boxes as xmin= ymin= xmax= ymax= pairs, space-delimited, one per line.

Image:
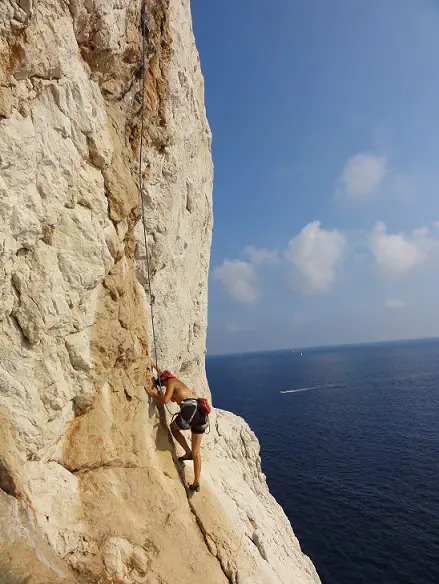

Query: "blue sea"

xmin=207 ymin=339 xmax=439 ymax=584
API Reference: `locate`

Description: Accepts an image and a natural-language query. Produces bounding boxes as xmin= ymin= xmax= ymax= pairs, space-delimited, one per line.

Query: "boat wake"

xmin=280 ymin=383 xmax=340 ymax=394
xmin=280 ymin=386 xmax=321 ymax=394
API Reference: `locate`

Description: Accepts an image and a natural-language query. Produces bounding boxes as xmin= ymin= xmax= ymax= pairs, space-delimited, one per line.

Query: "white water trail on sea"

xmin=280 ymin=384 xmax=339 ymax=394
xmin=280 ymin=386 xmax=321 ymax=394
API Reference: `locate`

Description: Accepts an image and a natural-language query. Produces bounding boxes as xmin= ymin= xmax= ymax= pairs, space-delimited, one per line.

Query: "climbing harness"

xmin=171 ymin=399 xmax=210 ymax=434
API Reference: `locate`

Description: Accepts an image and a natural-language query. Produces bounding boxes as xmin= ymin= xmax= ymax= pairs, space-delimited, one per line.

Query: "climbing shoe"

xmin=189 ymin=484 xmax=200 ymax=493
xmin=178 ymin=454 xmax=193 ymax=462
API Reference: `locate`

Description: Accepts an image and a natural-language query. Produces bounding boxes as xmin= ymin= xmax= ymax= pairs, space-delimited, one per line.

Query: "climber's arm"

xmin=145 ymin=379 xmax=175 ymax=405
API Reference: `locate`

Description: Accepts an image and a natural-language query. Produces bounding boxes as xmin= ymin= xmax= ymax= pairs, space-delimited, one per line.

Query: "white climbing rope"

xmin=138 ymin=4 xmax=163 ymax=395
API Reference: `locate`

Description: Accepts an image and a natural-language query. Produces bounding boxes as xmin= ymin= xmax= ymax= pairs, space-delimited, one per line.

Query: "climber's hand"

xmin=145 ymin=386 xmax=157 ymax=398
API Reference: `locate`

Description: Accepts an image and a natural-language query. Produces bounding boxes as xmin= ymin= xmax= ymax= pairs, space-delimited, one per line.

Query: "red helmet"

xmin=159 ymin=370 xmax=176 ymax=382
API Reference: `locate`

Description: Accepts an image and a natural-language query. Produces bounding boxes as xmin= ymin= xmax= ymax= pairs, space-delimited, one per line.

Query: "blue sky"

xmin=191 ymin=0 xmax=439 ymax=355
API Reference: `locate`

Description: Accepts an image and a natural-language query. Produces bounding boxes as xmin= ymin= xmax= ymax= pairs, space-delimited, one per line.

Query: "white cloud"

xmin=213 ymin=259 xmax=259 ymax=304
xmin=412 ymin=227 xmax=429 ymax=238
xmin=214 ymin=245 xmax=278 ymax=303
xmin=369 ymin=221 xmax=439 ymax=277
xmin=386 ymin=299 xmax=407 ymax=309
xmin=285 ymin=221 xmax=347 ymax=293
xmin=243 ymin=246 xmax=279 ymax=266
xmin=338 ymin=153 xmax=388 ymax=198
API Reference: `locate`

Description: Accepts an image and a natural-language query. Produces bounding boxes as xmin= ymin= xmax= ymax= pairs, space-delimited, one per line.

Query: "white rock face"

xmin=0 ymin=489 xmax=79 ymax=584
xmin=135 ymin=0 xmax=214 ymax=397
xmin=0 ymin=1 xmax=321 ymax=583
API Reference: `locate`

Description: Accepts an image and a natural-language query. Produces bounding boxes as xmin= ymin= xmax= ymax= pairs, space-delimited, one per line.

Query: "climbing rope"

xmin=138 ymin=5 xmax=164 ymax=397
xmin=136 ymin=4 xmax=211 ymax=433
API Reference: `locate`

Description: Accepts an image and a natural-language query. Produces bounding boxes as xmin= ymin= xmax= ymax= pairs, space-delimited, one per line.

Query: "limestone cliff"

xmin=0 ymin=1 xmax=321 ymax=583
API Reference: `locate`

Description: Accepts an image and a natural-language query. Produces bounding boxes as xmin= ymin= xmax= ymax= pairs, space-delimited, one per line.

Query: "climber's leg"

xmin=170 ymin=420 xmax=191 ymax=457
xmin=191 ymin=432 xmax=203 ymax=488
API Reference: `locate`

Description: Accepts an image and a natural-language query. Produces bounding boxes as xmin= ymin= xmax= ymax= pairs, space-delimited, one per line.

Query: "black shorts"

xmin=175 ymin=399 xmax=208 ymax=434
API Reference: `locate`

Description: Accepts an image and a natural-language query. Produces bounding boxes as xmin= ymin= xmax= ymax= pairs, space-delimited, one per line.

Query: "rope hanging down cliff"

xmin=138 ymin=5 xmax=163 ymax=394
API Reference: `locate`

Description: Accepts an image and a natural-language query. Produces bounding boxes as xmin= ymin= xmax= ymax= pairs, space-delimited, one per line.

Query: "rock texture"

xmin=0 ymin=1 xmax=320 ymax=583
xmin=0 ymin=490 xmax=79 ymax=584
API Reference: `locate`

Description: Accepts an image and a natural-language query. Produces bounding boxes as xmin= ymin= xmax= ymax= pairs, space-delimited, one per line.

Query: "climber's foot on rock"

xmin=189 ymin=483 xmax=200 ymax=493
xmin=178 ymin=453 xmax=193 ymax=462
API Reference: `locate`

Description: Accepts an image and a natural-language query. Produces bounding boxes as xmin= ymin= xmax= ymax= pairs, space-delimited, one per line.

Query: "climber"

xmin=145 ymin=360 xmax=210 ymax=493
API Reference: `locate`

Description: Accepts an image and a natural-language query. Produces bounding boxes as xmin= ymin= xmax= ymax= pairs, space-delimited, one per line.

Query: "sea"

xmin=206 ymin=338 xmax=439 ymax=584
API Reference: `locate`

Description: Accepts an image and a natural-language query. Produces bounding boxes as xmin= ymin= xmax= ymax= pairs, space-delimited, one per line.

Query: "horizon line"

xmin=207 ymin=335 xmax=439 ymax=359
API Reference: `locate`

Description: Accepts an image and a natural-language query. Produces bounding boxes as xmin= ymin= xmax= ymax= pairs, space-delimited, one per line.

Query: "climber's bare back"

xmin=169 ymin=378 xmax=196 ymax=404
